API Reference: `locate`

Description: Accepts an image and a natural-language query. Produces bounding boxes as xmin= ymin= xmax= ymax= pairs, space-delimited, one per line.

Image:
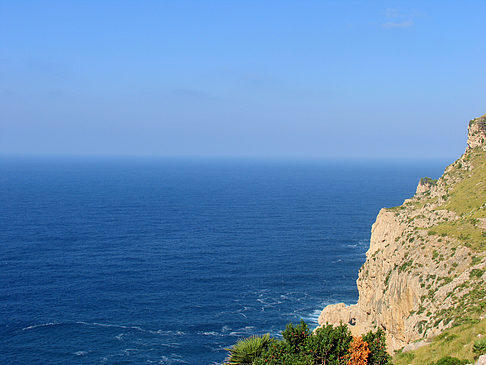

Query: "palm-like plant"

xmin=225 ymin=333 xmax=271 ymax=364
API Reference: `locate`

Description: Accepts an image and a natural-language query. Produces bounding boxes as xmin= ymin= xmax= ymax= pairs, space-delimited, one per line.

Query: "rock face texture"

xmin=467 ymin=114 xmax=486 ymax=151
xmin=318 ymin=115 xmax=486 ymax=352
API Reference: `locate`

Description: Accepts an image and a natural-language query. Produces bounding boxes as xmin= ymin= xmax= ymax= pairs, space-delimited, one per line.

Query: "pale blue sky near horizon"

xmin=1 ymin=0 xmax=485 ymax=159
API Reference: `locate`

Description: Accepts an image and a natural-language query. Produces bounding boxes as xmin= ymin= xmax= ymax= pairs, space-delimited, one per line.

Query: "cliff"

xmin=318 ymin=114 xmax=486 ymax=352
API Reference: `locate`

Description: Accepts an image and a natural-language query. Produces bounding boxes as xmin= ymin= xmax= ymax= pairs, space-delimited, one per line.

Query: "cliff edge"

xmin=318 ymin=114 xmax=486 ymax=352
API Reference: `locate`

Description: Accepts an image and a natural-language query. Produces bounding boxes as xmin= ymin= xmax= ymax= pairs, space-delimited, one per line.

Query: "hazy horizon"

xmin=1 ymin=1 xmax=485 ymax=160
xmin=0 ymin=152 xmax=455 ymax=163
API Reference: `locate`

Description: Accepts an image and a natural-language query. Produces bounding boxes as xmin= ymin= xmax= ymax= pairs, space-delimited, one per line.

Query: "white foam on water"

xmin=74 ymin=351 xmax=87 ymax=356
xmin=154 ymin=329 xmax=186 ymax=336
xmin=157 ymin=355 xmax=189 ymax=364
xmin=200 ymin=331 xmax=220 ymax=336
xmin=22 ymin=321 xmax=185 ymax=338
xmin=299 ymin=308 xmax=324 ymax=327
xmin=121 ymin=348 xmax=138 ymax=356
xmin=158 ymin=355 xmax=171 ymax=364
xmin=76 ymin=321 xmax=145 ymax=332
xmin=228 ymin=326 xmax=256 ymax=337
xmin=22 ymin=322 xmax=59 ymax=330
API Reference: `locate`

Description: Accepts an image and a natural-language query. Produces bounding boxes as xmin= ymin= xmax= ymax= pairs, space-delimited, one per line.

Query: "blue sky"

xmin=1 ymin=0 xmax=485 ymax=159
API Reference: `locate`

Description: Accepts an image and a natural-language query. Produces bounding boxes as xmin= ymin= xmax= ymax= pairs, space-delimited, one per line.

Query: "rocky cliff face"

xmin=318 ymin=114 xmax=486 ymax=352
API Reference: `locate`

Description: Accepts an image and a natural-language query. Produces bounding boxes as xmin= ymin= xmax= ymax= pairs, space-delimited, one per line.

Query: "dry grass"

xmin=393 ymin=318 xmax=486 ymax=365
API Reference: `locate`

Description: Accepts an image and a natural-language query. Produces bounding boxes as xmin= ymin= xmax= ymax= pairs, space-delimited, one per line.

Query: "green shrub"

xmin=421 ymin=177 xmax=438 ymax=185
xmin=471 ymin=256 xmax=481 ymax=265
xmin=225 ymin=333 xmax=271 ymax=364
xmin=282 ymin=319 xmax=311 ymax=353
xmin=470 ymin=269 xmax=485 ymax=279
xmin=226 ymin=321 xmax=391 ymax=365
xmin=473 ymin=338 xmax=486 ymax=358
xmin=253 ymin=341 xmax=312 ymax=365
xmin=306 ymin=324 xmax=352 ymax=364
xmin=362 ymin=328 xmax=392 ymax=365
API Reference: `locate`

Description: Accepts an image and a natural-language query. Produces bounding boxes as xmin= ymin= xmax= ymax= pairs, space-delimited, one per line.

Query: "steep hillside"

xmin=394 ymin=318 xmax=486 ymax=364
xmin=318 ymin=114 xmax=486 ymax=352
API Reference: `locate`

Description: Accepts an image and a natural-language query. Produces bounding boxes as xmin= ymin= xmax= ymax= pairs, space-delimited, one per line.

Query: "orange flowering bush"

xmin=348 ymin=336 xmax=370 ymax=365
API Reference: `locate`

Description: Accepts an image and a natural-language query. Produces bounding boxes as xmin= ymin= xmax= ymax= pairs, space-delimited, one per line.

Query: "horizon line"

xmin=0 ymin=152 xmax=457 ymax=162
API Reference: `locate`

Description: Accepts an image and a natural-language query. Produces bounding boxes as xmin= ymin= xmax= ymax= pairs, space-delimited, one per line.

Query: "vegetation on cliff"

xmin=224 ymin=320 xmax=391 ymax=365
xmin=389 ymin=145 xmax=486 ymax=336
xmin=393 ymin=318 xmax=486 ymax=364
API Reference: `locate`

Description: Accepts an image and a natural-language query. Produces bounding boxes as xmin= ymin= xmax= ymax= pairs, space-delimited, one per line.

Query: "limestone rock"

xmin=400 ymin=340 xmax=428 ymax=353
xmin=317 ymin=114 xmax=486 ymax=352
xmin=476 ymin=354 xmax=486 ymax=365
xmin=416 ymin=177 xmax=436 ymax=195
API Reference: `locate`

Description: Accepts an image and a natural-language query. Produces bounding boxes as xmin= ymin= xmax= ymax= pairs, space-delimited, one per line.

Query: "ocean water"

xmin=0 ymin=157 xmax=447 ymax=364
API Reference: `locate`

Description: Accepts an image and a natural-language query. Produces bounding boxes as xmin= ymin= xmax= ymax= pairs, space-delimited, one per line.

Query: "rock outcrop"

xmin=416 ymin=177 xmax=436 ymax=195
xmin=467 ymin=114 xmax=486 ymax=151
xmin=318 ymin=115 xmax=486 ymax=351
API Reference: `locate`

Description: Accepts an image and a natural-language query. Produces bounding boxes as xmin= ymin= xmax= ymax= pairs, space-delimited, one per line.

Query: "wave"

xmin=22 ymin=321 xmax=186 ymax=336
xmin=22 ymin=322 xmax=59 ymax=331
xmin=199 ymin=331 xmax=221 ymax=336
xmin=298 ymin=308 xmax=324 ymax=326
xmin=74 ymin=350 xmax=88 ymax=356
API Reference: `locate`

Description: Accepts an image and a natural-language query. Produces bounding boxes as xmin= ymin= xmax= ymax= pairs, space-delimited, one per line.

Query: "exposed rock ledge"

xmin=318 ymin=209 xmax=419 ymax=351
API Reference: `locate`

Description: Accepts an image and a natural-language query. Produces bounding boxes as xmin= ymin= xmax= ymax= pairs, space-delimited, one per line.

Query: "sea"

xmin=0 ymin=157 xmax=447 ymax=364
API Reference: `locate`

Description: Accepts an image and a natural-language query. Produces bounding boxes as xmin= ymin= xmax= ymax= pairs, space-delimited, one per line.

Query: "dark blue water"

xmin=0 ymin=157 xmax=447 ymax=364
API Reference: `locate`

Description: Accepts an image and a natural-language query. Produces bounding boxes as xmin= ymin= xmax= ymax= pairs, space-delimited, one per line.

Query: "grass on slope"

xmin=393 ymin=318 xmax=486 ymax=365
xmin=430 ymin=220 xmax=486 ymax=252
xmin=441 ymin=149 xmax=486 ymax=217
xmin=431 ymin=148 xmax=486 ymax=252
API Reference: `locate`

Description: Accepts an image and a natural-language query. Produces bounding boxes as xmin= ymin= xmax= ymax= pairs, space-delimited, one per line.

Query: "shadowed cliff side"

xmin=318 ymin=114 xmax=486 ymax=352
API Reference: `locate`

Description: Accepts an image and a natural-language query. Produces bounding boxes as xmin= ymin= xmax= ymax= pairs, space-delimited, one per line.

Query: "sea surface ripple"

xmin=0 ymin=157 xmax=446 ymax=364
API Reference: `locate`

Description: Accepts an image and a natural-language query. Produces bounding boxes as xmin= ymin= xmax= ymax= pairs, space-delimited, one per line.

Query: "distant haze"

xmin=1 ymin=1 xmax=485 ymax=159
